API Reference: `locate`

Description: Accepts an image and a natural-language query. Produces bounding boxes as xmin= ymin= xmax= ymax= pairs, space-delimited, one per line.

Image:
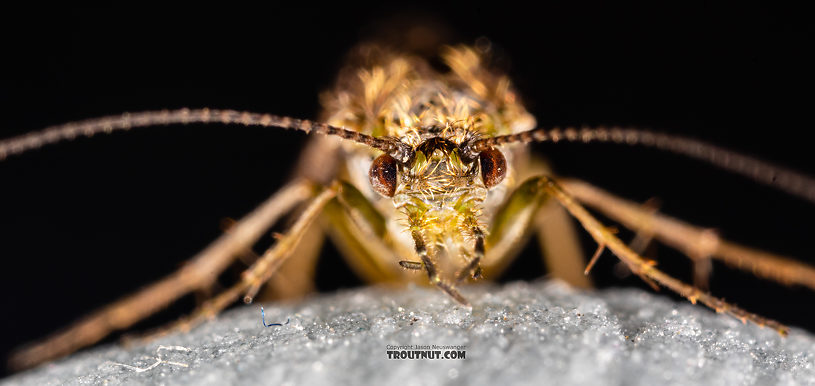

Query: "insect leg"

xmin=482 ymin=177 xmax=591 ymax=288
xmin=259 ymin=135 xmax=341 ymax=301
xmin=560 ymin=178 xmax=815 ymax=292
xmin=482 ymin=178 xmax=548 ymax=276
xmin=221 ymin=217 xmax=324 ymax=301
xmin=159 ymin=182 xmax=339 ymax=334
xmin=455 ymin=227 xmax=485 ymax=282
xmin=399 ymin=261 xmax=424 ymax=270
xmin=9 ymin=179 xmax=314 ymax=370
xmin=322 ymin=181 xmax=411 ymax=283
xmin=535 ymin=201 xmax=593 ymax=288
xmin=411 ymin=229 xmax=470 ymax=306
xmin=259 ymin=221 xmax=325 ymax=300
xmin=538 ymin=176 xmax=789 ymax=335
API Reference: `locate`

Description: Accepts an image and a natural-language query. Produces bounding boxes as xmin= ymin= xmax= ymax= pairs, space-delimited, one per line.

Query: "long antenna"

xmin=4 ymin=111 xmax=813 ymax=203
xmin=0 ymin=108 xmax=412 ymax=162
xmin=465 ymin=126 xmax=815 ymax=204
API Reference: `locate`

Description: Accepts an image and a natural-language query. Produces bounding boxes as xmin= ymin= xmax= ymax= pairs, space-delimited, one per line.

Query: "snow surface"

xmin=4 ymin=280 xmax=814 ymax=386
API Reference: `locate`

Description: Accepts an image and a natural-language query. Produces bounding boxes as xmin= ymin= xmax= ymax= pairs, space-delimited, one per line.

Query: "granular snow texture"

xmin=4 ymin=281 xmax=814 ymax=386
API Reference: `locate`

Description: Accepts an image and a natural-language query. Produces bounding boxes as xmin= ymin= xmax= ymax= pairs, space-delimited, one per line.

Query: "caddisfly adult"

xmin=3 ymin=27 xmax=815 ymax=372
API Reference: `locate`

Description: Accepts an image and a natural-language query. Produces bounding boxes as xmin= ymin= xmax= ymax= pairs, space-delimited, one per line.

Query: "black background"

xmin=1 ymin=3 xmax=813 ymax=376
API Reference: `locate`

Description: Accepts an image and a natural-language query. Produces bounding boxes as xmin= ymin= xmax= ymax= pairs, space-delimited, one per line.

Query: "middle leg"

xmin=9 ymin=179 xmax=314 ymax=370
xmin=560 ymin=178 xmax=815 ymax=291
xmin=158 ymin=182 xmax=340 ymax=335
xmin=539 ymin=176 xmax=789 ymax=335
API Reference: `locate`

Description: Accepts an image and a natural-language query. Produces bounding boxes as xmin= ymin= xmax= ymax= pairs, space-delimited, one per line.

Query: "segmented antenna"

xmin=0 ymin=108 xmax=412 ymax=162
xmin=465 ymin=126 xmax=815 ymax=204
xmin=4 ymin=111 xmax=813 ymax=203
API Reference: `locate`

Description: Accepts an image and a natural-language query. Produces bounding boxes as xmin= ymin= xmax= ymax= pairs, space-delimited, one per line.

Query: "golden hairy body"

xmin=4 ymin=39 xmax=815 ymax=371
xmin=317 ymin=45 xmax=538 ymax=291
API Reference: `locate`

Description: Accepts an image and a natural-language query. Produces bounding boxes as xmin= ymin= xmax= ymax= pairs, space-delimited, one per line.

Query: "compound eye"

xmin=479 ymin=147 xmax=507 ymax=188
xmin=369 ymin=153 xmax=398 ymax=197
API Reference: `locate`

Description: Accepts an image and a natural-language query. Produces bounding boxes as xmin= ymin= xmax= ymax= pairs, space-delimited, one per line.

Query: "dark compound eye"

xmin=479 ymin=147 xmax=507 ymax=188
xmin=369 ymin=153 xmax=398 ymax=197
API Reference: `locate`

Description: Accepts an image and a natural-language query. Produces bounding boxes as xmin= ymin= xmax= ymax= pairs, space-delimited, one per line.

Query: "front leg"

xmin=410 ymin=229 xmax=470 ymax=306
xmin=455 ymin=226 xmax=485 ymax=283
